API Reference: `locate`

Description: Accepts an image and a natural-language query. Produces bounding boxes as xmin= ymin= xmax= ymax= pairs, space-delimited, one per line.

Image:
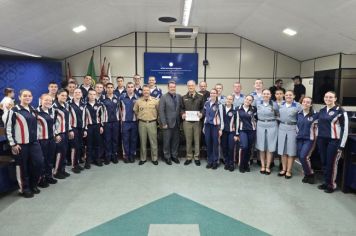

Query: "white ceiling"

xmin=1 ymin=0 xmax=356 ymax=61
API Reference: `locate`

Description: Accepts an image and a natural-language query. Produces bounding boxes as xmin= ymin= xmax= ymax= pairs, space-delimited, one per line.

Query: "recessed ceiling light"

xmin=283 ymin=28 xmax=297 ymax=36
xmin=0 ymin=45 xmax=41 ymax=57
xmin=73 ymin=25 xmax=87 ymax=33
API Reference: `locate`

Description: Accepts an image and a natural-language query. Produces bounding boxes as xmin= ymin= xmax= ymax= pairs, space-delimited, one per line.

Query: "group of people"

xmin=0 ymin=74 xmax=349 ymax=198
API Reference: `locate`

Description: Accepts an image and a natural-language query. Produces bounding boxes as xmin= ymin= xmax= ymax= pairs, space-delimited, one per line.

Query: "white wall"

xmin=64 ymin=32 xmax=301 ymax=96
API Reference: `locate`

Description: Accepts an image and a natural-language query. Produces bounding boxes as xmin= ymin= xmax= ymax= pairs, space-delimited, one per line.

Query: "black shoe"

xmin=324 ymin=188 xmax=334 ymax=193
xmin=77 ymin=165 xmax=84 ymax=171
xmin=302 ymin=176 xmax=309 ymax=183
xmin=79 ymin=159 xmax=84 ymax=164
xmin=165 ymin=159 xmax=172 ymax=165
xmin=184 ymin=160 xmax=192 ymax=165
xmin=31 ymin=187 xmax=41 ymax=194
xmin=278 ymin=171 xmax=286 ymax=177
xmin=112 ymin=158 xmax=118 ymax=164
xmin=123 ymin=158 xmax=130 ymax=164
xmin=54 ymin=172 xmax=66 ymax=179
xmin=62 ymin=171 xmax=71 ymax=177
xmin=229 ymin=166 xmax=235 ymax=172
xmin=171 ymin=158 xmax=180 ymax=164
xmin=19 ymin=191 xmax=34 ymax=198
xmin=129 ymin=157 xmax=135 ymax=163
xmin=212 ymin=163 xmax=218 ymax=169
xmin=307 ymin=175 xmax=315 ymax=184
xmin=285 ymin=173 xmax=292 ymax=179
xmin=194 ymin=160 xmax=201 ymax=166
xmin=104 ymin=160 xmax=110 ymax=165
xmin=152 ymin=161 xmax=159 ymax=165
xmin=66 ymin=161 xmax=72 ymax=166
xmin=38 ymin=179 xmax=49 ymax=188
xmin=71 ymin=166 xmax=81 ymax=174
xmin=94 ymin=160 xmax=103 ymax=167
xmin=224 ymin=165 xmax=229 ymax=170
xmin=265 ymin=169 xmax=271 ymax=175
xmin=84 ymin=162 xmax=91 ymax=169
xmin=245 ymin=167 xmax=251 ymax=172
xmin=239 ymin=167 xmax=245 ymax=173
xmin=46 ymin=177 xmax=57 ymax=184
xmin=139 ymin=160 xmax=146 ymax=165
xmin=318 ymin=184 xmax=327 ymax=190
xmin=206 ymin=163 xmax=212 ymax=169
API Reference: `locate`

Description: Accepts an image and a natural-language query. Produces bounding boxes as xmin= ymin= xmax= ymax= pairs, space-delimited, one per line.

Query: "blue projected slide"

xmin=144 ymin=52 xmax=198 ymax=84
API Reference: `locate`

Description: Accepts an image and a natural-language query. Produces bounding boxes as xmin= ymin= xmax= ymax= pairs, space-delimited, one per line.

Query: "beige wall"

xmin=64 ymin=32 xmax=301 ymax=96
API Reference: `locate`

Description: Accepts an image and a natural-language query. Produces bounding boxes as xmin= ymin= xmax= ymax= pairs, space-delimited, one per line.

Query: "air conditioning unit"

xmin=169 ymin=26 xmax=199 ymax=39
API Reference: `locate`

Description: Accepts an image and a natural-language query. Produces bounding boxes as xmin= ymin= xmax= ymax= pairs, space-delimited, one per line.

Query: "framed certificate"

xmin=186 ymin=111 xmax=200 ymax=121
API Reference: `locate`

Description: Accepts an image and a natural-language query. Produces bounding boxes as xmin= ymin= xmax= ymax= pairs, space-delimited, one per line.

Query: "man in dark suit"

xmin=159 ymin=81 xmax=181 ymax=165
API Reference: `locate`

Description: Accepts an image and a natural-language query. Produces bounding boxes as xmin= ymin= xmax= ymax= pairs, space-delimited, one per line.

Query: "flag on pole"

xmin=100 ymin=57 xmax=106 ymax=82
xmin=86 ymin=50 xmax=97 ymax=85
xmin=107 ymin=62 xmax=112 ymax=83
xmin=66 ymin=62 xmax=72 ymax=81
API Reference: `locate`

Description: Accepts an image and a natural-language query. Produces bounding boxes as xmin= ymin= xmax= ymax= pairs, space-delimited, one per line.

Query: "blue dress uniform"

xmin=101 ymin=94 xmax=120 ymax=164
xmin=83 ymin=101 xmax=105 ymax=166
xmin=256 ymin=101 xmax=279 ymax=152
xmin=150 ymin=87 xmax=162 ymax=99
xmin=53 ymin=101 xmax=72 ymax=177
xmin=233 ymin=94 xmax=245 ymax=109
xmin=68 ymin=100 xmax=85 ymax=168
xmin=6 ymin=105 xmax=44 ymax=194
xmin=296 ymin=111 xmax=318 ymax=177
xmin=217 ymin=95 xmax=226 ymax=105
xmin=236 ymin=105 xmax=257 ymax=171
xmin=134 ymin=87 xmax=143 ymax=97
xmin=317 ymin=106 xmax=349 ymax=191
xmin=277 ymin=101 xmax=301 ymax=156
xmin=79 ymin=84 xmax=93 ymax=100
xmin=120 ymin=93 xmax=138 ymax=162
xmin=114 ymin=87 xmax=127 ymax=98
xmin=203 ymin=100 xmax=224 ymax=167
xmin=221 ymin=105 xmax=237 ymax=169
xmin=36 ymin=107 xmax=56 ymax=181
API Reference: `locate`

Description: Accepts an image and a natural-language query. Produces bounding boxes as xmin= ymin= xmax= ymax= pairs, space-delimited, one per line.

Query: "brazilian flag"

xmin=87 ymin=50 xmax=97 ymax=85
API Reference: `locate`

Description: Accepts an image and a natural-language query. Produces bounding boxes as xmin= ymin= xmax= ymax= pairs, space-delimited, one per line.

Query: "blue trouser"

xmin=15 ymin=142 xmax=44 ymax=193
xmin=317 ymin=137 xmax=342 ymax=189
xmin=221 ymin=131 xmax=236 ymax=167
xmin=297 ymin=139 xmax=315 ymax=176
xmin=54 ymin=133 xmax=68 ymax=174
xmin=104 ymin=121 xmax=120 ymax=161
xmin=69 ymin=128 xmax=84 ymax=167
xmin=39 ymin=138 xmax=55 ymax=178
xmin=239 ymin=130 xmax=256 ymax=169
xmin=122 ymin=121 xmax=138 ymax=160
xmin=86 ymin=124 xmax=101 ymax=163
xmin=204 ymin=124 xmax=219 ymax=164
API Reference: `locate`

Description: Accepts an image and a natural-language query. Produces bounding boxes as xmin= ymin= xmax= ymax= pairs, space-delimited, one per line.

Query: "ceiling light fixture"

xmin=0 ymin=45 xmax=41 ymax=58
xmin=283 ymin=28 xmax=297 ymax=36
xmin=182 ymin=0 xmax=193 ymax=27
xmin=73 ymin=25 xmax=87 ymax=33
